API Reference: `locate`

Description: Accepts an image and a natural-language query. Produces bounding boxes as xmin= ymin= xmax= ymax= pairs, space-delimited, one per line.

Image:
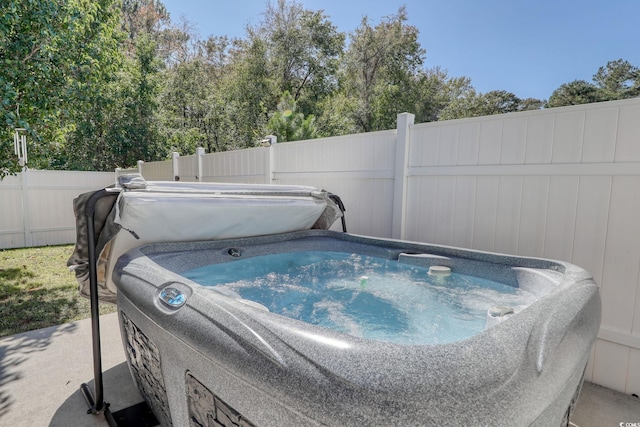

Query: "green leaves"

xmin=267 ymin=91 xmax=317 ymax=142
xmin=246 ymin=0 xmax=345 ymax=121
xmin=439 ymin=89 xmax=544 ymax=120
xmin=547 ymin=59 xmax=640 ymax=108
xmin=341 ymin=7 xmax=426 ymax=132
xmin=1 ymin=0 xmax=124 ymax=176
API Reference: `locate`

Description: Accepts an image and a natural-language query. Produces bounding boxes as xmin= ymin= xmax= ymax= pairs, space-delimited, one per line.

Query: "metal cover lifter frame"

xmin=78 ymin=187 xmax=159 ymax=427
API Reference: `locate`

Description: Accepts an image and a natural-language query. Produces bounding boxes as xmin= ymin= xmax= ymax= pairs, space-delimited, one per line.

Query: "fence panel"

xmin=140 ymin=160 xmax=173 ymax=181
xmin=272 ymin=131 xmax=397 ymax=237
xmin=176 ymin=154 xmax=198 ymax=181
xmin=405 ymin=98 xmax=640 ymax=395
xmin=0 ymin=174 xmax=25 ymax=248
xmin=0 ymin=170 xmax=115 ymax=249
xmin=200 ymin=147 xmax=267 ymax=184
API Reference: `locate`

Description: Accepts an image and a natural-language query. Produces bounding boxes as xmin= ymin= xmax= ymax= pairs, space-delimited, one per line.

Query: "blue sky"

xmin=161 ymin=0 xmax=638 ymax=101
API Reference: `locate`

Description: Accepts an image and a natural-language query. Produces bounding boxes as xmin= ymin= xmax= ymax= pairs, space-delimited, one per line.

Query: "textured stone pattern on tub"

xmin=187 ymin=372 xmax=256 ymax=427
xmin=121 ymin=312 xmax=173 ymax=427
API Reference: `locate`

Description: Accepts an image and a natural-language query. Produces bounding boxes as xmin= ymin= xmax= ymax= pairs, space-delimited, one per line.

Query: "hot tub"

xmin=113 ymin=230 xmax=601 ymax=427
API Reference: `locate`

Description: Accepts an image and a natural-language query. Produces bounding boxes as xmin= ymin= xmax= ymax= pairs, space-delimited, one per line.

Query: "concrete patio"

xmin=0 ymin=312 xmax=638 ymax=427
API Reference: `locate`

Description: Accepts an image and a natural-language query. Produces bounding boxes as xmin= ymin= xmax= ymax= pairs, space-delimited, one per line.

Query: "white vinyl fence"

xmin=0 ymin=170 xmax=115 ymax=248
xmin=1 ymin=97 xmax=639 ymax=395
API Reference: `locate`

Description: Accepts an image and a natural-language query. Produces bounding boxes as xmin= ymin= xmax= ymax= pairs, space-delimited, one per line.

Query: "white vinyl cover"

xmin=115 ymin=191 xmax=328 ymax=242
xmin=69 ymin=178 xmax=343 ymax=303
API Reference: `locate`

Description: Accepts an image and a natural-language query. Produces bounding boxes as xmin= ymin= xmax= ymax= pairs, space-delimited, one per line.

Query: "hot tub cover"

xmin=67 ymin=175 xmax=344 ymax=304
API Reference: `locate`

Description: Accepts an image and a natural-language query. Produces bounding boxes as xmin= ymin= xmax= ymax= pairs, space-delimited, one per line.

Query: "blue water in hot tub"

xmin=183 ymin=251 xmax=537 ymax=344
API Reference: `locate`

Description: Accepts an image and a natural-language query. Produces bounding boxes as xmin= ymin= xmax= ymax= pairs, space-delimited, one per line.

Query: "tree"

xmin=412 ymin=67 xmax=461 ymax=123
xmin=267 ymin=91 xmax=317 ymax=141
xmin=250 ymin=0 xmax=345 ymax=116
xmin=547 ymin=80 xmax=602 ymax=108
xmin=1 ymin=0 xmax=123 ymax=177
xmin=547 ymin=59 xmax=640 ymax=108
xmin=160 ymin=58 xmax=207 ymax=148
xmin=440 ymin=89 xmax=543 ymax=120
xmin=519 ymin=97 xmax=546 ymax=111
xmin=592 ymin=59 xmax=640 ymax=100
xmin=65 ymin=33 xmax=163 ymax=170
xmin=120 ymin=33 xmax=164 ymax=163
xmin=121 ymin=0 xmax=170 ymax=48
xmin=159 ymin=51 xmax=225 ymax=154
xmin=342 ymin=7 xmax=425 ymax=132
xmin=221 ymin=37 xmax=276 ymax=147
xmin=438 ymin=86 xmax=486 ymax=120
xmin=315 ymin=91 xmax=359 ymax=136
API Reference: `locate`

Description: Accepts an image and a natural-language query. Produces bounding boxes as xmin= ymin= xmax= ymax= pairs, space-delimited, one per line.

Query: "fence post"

xmin=391 ymin=112 xmax=414 ymax=240
xmin=263 ymin=135 xmax=277 ymax=184
xmin=172 ymin=152 xmax=180 ymax=181
xmin=196 ymin=147 xmax=205 ymax=182
xmin=136 ymin=160 xmax=144 ymax=176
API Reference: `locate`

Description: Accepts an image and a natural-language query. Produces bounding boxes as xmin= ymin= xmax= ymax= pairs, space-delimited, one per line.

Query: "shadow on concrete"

xmin=49 ymin=361 xmax=144 ymax=427
xmin=0 ymin=322 xmax=78 ymax=420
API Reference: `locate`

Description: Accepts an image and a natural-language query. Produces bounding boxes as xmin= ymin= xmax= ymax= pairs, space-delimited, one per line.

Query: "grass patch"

xmin=0 ymin=245 xmax=116 ymax=337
